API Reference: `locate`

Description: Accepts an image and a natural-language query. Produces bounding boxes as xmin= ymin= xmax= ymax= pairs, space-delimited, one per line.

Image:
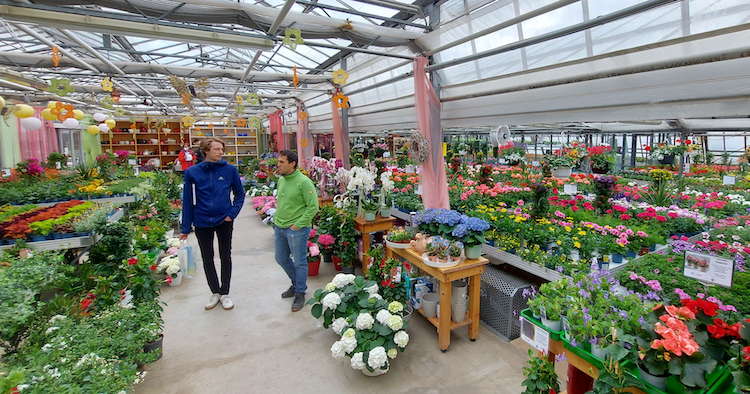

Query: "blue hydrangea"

xmin=461 ymin=216 xmax=490 ymax=232
xmin=451 ymin=224 xmax=469 ymax=238
xmin=435 ymin=209 xmax=463 ymax=226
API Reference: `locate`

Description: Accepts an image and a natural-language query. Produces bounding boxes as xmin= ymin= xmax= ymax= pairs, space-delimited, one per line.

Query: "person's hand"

xmin=225 ymin=216 xmax=232 ymax=222
xmin=290 ymin=224 xmax=299 ymax=231
xmin=179 ymin=233 xmax=189 ymax=241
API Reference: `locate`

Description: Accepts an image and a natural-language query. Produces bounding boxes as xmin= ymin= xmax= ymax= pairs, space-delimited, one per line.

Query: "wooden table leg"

xmin=361 ymin=229 xmax=370 ymax=271
xmin=438 ymin=280 xmax=452 ymax=351
xmin=468 ymin=273 xmax=481 ymax=340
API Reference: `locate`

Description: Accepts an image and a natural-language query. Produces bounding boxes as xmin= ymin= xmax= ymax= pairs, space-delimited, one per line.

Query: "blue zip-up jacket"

xmin=181 ymin=159 xmax=245 ymax=233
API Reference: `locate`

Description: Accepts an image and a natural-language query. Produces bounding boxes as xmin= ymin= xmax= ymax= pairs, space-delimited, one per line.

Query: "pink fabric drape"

xmin=296 ymin=108 xmax=314 ymax=163
xmin=269 ymin=111 xmax=284 ymax=151
xmin=413 ymin=57 xmax=449 ymax=210
xmin=18 ymin=107 xmax=58 ymax=162
xmin=330 ymin=100 xmax=350 ymax=169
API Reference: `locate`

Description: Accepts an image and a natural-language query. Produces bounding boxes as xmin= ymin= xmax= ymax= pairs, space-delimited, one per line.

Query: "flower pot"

xmin=29 ymin=234 xmax=46 ymax=242
xmin=591 ymin=165 xmax=609 ymax=174
xmin=332 ymin=255 xmax=343 ymax=272
xmin=551 ymin=166 xmax=572 ymax=178
xmin=421 ymin=293 xmax=439 ymax=318
xmin=591 ymin=342 xmax=609 ymax=361
xmin=638 ymin=246 xmax=650 ymax=256
xmin=364 ymin=212 xmax=376 ymax=221
xmin=465 ymin=244 xmax=482 ymax=260
xmin=452 ymin=301 xmax=467 ymax=323
xmin=403 ymin=304 xmax=414 ymax=330
xmin=540 ymin=317 xmax=561 ymax=332
xmin=611 ymin=253 xmax=624 ymax=264
xmin=361 ymin=364 xmax=389 ymax=376
xmin=380 ymin=206 xmax=391 ymax=217
xmin=308 ymin=259 xmax=321 ymax=277
xmin=659 ymin=154 xmax=675 ymax=165
xmin=322 ymin=251 xmax=332 ymax=263
xmin=638 ymin=363 xmax=668 ymax=391
xmin=169 ymin=271 xmax=183 ymax=286
xmin=626 ymin=251 xmax=637 ymax=258
xmin=700 ymin=266 xmax=708 ymax=272
xmin=342 ymin=265 xmax=355 ymax=274
xmin=143 ymin=334 xmax=164 ymax=361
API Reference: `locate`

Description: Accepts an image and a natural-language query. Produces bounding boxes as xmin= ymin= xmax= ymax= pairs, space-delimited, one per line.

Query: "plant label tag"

xmin=521 ymin=317 xmax=550 ymax=353
xmin=55 ymin=162 xmax=61 ymax=170
xmin=391 ymin=267 xmax=401 ymax=282
xmin=684 ymin=162 xmax=690 ymax=173
xmin=416 ymin=185 xmax=422 ymax=195
xmin=539 ymin=305 xmax=547 ymax=320
xmin=1 ymin=169 xmax=10 ymax=177
xmin=405 ymin=165 xmax=415 ymax=174
xmin=498 ymin=158 xmax=507 ymax=164
xmin=562 ymin=315 xmax=571 ymax=334
xmin=128 ymin=159 xmax=137 ymax=166
xmin=383 ymin=152 xmax=390 ymax=158
xmin=134 ymin=166 xmax=140 ymax=176
xmin=563 ymin=183 xmax=578 ymax=195
xmin=532 ymin=161 xmax=541 ymax=167
xmin=723 ymin=175 xmax=736 ymax=185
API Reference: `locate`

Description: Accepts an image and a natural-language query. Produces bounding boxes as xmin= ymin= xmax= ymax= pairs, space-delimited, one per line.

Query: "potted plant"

xmin=307 ymin=229 xmax=321 ymax=277
xmin=334 ymin=214 xmax=358 ymax=274
xmin=318 ymin=233 xmax=335 ymax=262
xmin=156 ymin=254 xmax=182 ymax=286
xmin=450 ymin=215 xmax=490 ymax=259
xmin=365 ymin=254 xmax=409 ymax=304
xmin=497 ymin=141 xmax=526 ymax=165
xmin=361 ymin=195 xmax=380 ymax=222
xmin=521 ymin=349 xmax=561 ymax=394
xmin=587 ymin=145 xmax=614 ymax=174
xmin=545 ymin=154 xmax=576 ymax=178
xmin=385 ymin=226 xmax=415 ymax=249
xmin=307 ymin=274 xmax=410 ymax=376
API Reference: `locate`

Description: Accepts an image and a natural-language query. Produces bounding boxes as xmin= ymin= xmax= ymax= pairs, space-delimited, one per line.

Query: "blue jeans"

xmin=274 ymin=225 xmax=311 ymax=294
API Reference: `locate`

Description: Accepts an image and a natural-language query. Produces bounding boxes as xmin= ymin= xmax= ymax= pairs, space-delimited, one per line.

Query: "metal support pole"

xmin=621 ymin=134 xmax=627 ymax=169
xmin=630 ymin=134 xmax=637 ymax=167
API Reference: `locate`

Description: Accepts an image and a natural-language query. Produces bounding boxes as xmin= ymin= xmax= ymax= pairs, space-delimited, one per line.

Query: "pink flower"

xmin=517 ymin=200 xmax=524 ymax=206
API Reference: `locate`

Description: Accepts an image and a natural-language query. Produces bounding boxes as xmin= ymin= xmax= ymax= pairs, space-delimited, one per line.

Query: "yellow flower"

xmin=500 ymin=208 xmax=507 ymax=213
xmin=556 ymin=240 xmax=562 ymax=245
xmin=578 ymin=231 xmax=586 ymax=236
xmin=565 ymin=226 xmax=571 ymax=232
xmin=574 ymin=241 xmax=581 ymax=248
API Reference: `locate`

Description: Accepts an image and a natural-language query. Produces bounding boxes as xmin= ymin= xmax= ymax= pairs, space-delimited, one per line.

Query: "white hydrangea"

xmin=330 ymin=341 xmax=346 ymax=359
xmin=387 ymin=301 xmax=403 ymax=314
xmin=321 ymin=293 xmax=342 ymax=311
xmin=332 ymin=274 xmax=356 ymax=289
xmin=355 ymin=313 xmax=375 ymax=330
xmin=45 ymin=326 xmax=60 ymax=335
xmin=368 ymin=293 xmax=383 ymax=301
xmin=350 ymin=352 xmax=366 ymax=370
xmin=376 ymin=310 xmax=392 ymax=325
xmin=342 ymin=328 xmax=356 ymax=339
xmin=340 ymin=336 xmax=357 ymax=353
xmin=367 ymin=346 xmax=388 ymax=369
xmin=386 ymin=315 xmax=403 ymax=331
xmin=325 ymin=282 xmax=336 ymax=292
xmin=387 ymin=348 xmax=398 ymax=359
xmin=380 ymin=171 xmax=394 ymax=193
xmin=157 ymin=255 xmax=181 ymax=276
xmin=394 ymin=330 xmax=409 ymax=348
xmin=167 ymin=237 xmax=181 ymax=248
xmin=364 ymin=284 xmax=379 ymax=296
xmin=331 ymin=317 xmax=349 ymax=335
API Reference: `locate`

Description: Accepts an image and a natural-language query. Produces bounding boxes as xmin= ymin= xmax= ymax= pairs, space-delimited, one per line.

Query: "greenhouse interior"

xmin=1 ymin=0 xmax=750 ymax=393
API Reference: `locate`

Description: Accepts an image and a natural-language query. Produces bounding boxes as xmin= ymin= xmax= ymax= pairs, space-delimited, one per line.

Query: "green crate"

xmin=520 ymin=308 xmax=563 ymax=341
xmin=626 ymin=365 xmax=728 ymax=394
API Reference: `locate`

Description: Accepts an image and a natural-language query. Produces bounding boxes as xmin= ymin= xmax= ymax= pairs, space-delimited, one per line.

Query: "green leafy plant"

xmin=334 ymin=213 xmax=358 ymax=267
xmin=521 ymin=349 xmax=561 ymax=394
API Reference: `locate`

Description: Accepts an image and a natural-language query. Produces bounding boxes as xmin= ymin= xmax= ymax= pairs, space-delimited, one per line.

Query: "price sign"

xmin=684 ymin=251 xmax=734 ymax=288
xmin=723 ymin=175 xmax=736 ymax=185
xmin=521 ymin=318 xmax=550 ymax=353
xmin=563 ymin=183 xmax=578 ymax=195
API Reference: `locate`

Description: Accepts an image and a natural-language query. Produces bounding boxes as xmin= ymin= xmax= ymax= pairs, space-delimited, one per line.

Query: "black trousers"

xmin=194 ymin=220 xmax=233 ymax=295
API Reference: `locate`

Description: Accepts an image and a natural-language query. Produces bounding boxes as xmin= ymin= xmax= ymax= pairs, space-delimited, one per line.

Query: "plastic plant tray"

xmin=520 ymin=308 xmax=563 ymax=341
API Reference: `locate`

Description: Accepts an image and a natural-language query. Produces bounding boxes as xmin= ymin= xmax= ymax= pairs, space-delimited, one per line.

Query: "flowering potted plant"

xmin=728 ymin=318 xmax=750 ymax=393
xmin=307 ymin=274 xmax=409 ymax=376
xmin=318 ymin=233 xmax=335 ymax=262
xmin=545 ymin=154 xmax=576 ymax=178
xmin=385 ymin=226 xmax=415 ymax=249
xmin=307 ymin=229 xmax=322 ymax=276
xmin=587 ymin=145 xmax=614 ymax=174
xmin=451 ymin=215 xmax=490 ymax=259
xmin=365 ymin=254 xmax=409 ymax=304
xmin=497 ymin=141 xmax=526 ymax=165
xmin=156 ymin=254 xmax=182 ymax=286
xmin=648 ymin=142 xmax=688 ymax=164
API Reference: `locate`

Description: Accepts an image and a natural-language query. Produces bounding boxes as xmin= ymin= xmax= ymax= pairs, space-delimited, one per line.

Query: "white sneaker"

xmin=220 ymin=295 xmax=234 ymax=310
xmin=205 ymin=294 xmax=221 ymax=310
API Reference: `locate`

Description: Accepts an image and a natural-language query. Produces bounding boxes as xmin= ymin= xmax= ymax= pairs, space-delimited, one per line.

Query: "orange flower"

xmin=664 ymin=304 xmax=696 ymax=320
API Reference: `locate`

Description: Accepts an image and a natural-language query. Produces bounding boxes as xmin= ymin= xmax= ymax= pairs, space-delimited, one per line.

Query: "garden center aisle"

xmin=134 ymin=205 xmax=548 ymax=393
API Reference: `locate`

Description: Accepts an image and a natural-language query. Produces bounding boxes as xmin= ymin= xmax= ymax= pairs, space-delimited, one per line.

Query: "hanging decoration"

xmin=113 ymin=107 xmax=126 ymax=116
xmin=293 ymin=65 xmax=298 ymax=89
xmin=47 ymin=78 xmax=74 ymax=97
xmin=333 ymin=91 xmax=349 ymax=109
xmin=41 ymin=108 xmax=57 ymax=121
xmin=62 ymin=118 xmax=79 ymax=129
xmin=93 ymin=113 xmax=107 ymax=122
xmin=248 ymin=116 xmax=261 ymax=129
xmin=299 ymin=111 xmax=308 ymax=120
xmin=51 ymin=47 xmax=60 ymax=67
xmin=332 ymin=68 xmax=349 ymax=85
xmin=20 ymin=117 xmax=42 ymax=130
xmin=47 ymin=101 xmax=58 ymax=109
xmin=283 ymin=28 xmax=303 ymax=51
xmin=300 ymin=138 xmax=308 ymax=147
xmin=50 ymin=102 xmax=75 ymax=121
xmin=0 ymin=96 xmax=4 ymax=109
xmin=236 ymin=118 xmax=247 ymax=127
xmin=247 ymin=93 xmax=259 ymax=105
xmin=208 ymin=123 xmax=214 ymax=130
xmin=98 ymin=123 xmax=110 ymax=133
xmin=236 ymin=95 xmax=244 ymax=104
xmin=236 ymin=104 xmax=245 ymax=114
xmin=409 ymin=131 xmax=430 ymax=164
xmin=72 ymin=109 xmax=85 ymax=120
xmin=194 ymin=77 xmax=213 ymax=108
xmin=100 ymin=77 xmax=114 ymax=92
xmin=104 ymin=119 xmax=116 ymax=129
xmin=181 ymin=115 xmax=195 ymax=128
xmin=102 ymin=96 xmax=115 ymax=109
xmin=181 ymin=93 xmax=191 ymax=105
xmin=168 ymin=75 xmax=192 ymax=109
xmin=111 ymin=87 xmax=121 ymax=103
xmin=86 ymin=125 xmax=100 ymax=135
xmin=12 ymin=104 xmax=34 ymax=118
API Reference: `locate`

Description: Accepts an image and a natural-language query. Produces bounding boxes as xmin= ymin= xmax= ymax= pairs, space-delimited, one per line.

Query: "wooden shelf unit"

xmin=100 ymin=120 xmax=186 ymax=169
xmin=189 ymin=127 xmax=259 ymax=164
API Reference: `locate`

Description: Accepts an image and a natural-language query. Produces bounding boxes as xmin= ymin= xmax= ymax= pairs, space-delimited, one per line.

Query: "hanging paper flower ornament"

xmin=332 ymin=68 xmax=349 ymax=85
xmin=181 ymin=115 xmax=195 ymax=128
xmin=283 ymin=28 xmax=304 ymax=51
xmin=236 ymin=95 xmax=244 ymax=104
xmin=299 ymin=111 xmax=308 ymax=120
xmin=333 ymin=92 xmax=349 ymax=108
xmin=236 ymin=118 xmax=247 ymax=127
xmin=236 ymin=104 xmax=245 ymax=114
xmin=247 ymin=93 xmax=259 ymax=105
xmin=208 ymin=123 xmax=214 ymax=130
xmin=102 ymin=96 xmax=115 ymax=109
xmin=51 ymin=46 xmax=60 ymax=67
xmin=111 ymin=87 xmax=121 ymax=103
xmin=114 ymin=107 xmax=126 ymax=116
xmin=248 ymin=116 xmax=261 ymax=129
xmin=48 ymin=78 xmax=74 ymax=97
xmin=300 ymin=138 xmax=308 ymax=147
xmin=293 ymin=65 xmax=298 ymax=89
xmin=50 ymin=102 xmax=75 ymax=121
xmin=101 ymin=77 xmax=114 ymax=92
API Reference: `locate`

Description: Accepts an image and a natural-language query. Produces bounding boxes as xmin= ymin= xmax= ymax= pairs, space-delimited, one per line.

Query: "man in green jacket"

xmin=273 ymin=149 xmax=320 ymax=311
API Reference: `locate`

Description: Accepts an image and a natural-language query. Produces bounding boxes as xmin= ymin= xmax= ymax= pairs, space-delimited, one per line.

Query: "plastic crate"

xmin=520 ymin=309 xmax=563 ymax=341
xmin=479 ymin=265 xmax=534 ymax=341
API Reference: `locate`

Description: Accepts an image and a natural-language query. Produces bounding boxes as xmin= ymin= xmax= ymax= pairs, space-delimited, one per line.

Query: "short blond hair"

xmin=200 ymin=137 xmax=225 ymax=153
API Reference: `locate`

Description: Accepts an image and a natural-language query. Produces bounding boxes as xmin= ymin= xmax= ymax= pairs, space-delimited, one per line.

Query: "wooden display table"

xmin=387 ymin=246 xmax=490 ymax=352
xmin=318 ymin=196 xmax=333 ymax=207
xmin=354 ymin=215 xmax=394 ymax=265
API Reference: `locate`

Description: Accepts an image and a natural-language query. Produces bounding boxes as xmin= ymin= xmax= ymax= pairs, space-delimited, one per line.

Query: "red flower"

xmin=681 ymin=298 xmax=718 ymax=316
xmin=150 ymin=264 xmax=157 ymax=271
xmin=620 ymin=214 xmax=631 ymax=220
xmin=128 ymin=257 xmax=138 ymax=265
xmin=165 ymin=276 xmax=172 ymax=284
xmin=686 ymin=140 xmax=692 ymax=145
xmin=727 ymin=322 xmax=740 ymax=338
xmin=81 ymin=298 xmax=92 ymax=310
xmin=707 ymin=318 xmax=728 ymax=339
xmin=644 ymin=146 xmax=652 ymax=152
xmin=571 ymin=206 xmax=579 ymax=212
xmin=743 ymin=346 xmax=750 ymax=362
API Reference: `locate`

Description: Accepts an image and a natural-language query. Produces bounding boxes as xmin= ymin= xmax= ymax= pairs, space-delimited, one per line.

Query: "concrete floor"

xmin=134 ymin=206 xmax=568 ymax=394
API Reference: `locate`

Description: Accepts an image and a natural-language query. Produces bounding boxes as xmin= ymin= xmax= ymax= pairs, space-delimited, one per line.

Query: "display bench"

xmin=386 ymin=245 xmax=489 ymax=352
xmin=101 ymin=121 xmax=184 ymax=169
xmin=189 ymin=126 xmax=259 ymax=165
xmin=14 ymin=195 xmax=138 ymax=208
xmin=355 ymin=215 xmax=394 ymax=267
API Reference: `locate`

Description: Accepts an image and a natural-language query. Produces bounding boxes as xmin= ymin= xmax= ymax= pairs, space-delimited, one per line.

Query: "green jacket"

xmin=273 ymin=169 xmax=319 ymax=228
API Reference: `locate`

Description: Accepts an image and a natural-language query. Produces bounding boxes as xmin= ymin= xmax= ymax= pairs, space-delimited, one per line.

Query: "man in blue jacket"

xmin=180 ymin=137 xmax=245 ymax=310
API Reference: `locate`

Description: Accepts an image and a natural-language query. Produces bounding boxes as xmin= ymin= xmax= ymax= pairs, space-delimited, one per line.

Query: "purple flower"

xmin=619 ymin=310 xmax=629 ymax=319
xmin=638 ymin=316 xmax=646 ymax=326
xmin=555 ymin=352 xmax=567 ymax=362
xmin=589 ymin=337 xmax=598 ymax=345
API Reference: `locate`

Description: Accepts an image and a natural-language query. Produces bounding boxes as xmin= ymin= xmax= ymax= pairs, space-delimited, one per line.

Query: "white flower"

xmin=342 ymin=328 xmax=356 ymax=339
xmin=325 ymin=283 xmax=336 ymax=292
xmin=41 ymin=343 xmax=52 ymax=352
xmin=388 ymin=301 xmax=404 ymax=314
xmin=368 ymin=293 xmax=383 ymax=301
xmin=45 ymin=326 xmax=60 ymax=335
xmin=157 ymin=255 xmax=180 ymax=276
xmin=17 ymin=384 xmax=30 ymax=391
xmin=387 ymin=348 xmax=398 ymax=359
xmin=394 ymin=330 xmax=409 ymax=348
xmin=332 ymin=274 xmax=356 ymax=288
xmin=376 ymin=310 xmax=392 ymax=325
xmin=340 ymin=336 xmax=357 ymax=353
xmin=330 ymin=341 xmax=346 ymax=359
xmin=331 ymin=317 xmax=349 ymax=335
xmin=321 ymin=293 xmax=342 ymax=311
xmin=364 ymin=284 xmax=379 ymax=295
xmin=355 ymin=313 xmax=375 ymax=330
xmin=386 ymin=315 xmax=403 ymax=331
xmin=49 ymin=315 xmax=66 ymax=323
xmin=350 ymin=352 xmax=366 ymax=370
xmin=380 ymin=171 xmax=394 ymax=192
xmin=367 ymin=346 xmax=388 ymax=369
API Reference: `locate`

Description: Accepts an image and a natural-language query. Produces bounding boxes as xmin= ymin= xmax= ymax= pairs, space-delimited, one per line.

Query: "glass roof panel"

xmin=590 ymin=2 xmax=682 ymax=55
xmin=521 ymin=2 xmax=583 ymax=38
xmin=689 ymin=0 xmax=750 ymax=34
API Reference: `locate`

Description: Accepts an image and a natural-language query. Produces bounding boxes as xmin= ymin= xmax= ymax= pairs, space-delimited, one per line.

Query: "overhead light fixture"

xmin=0 ymin=4 xmax=274 ymax=51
